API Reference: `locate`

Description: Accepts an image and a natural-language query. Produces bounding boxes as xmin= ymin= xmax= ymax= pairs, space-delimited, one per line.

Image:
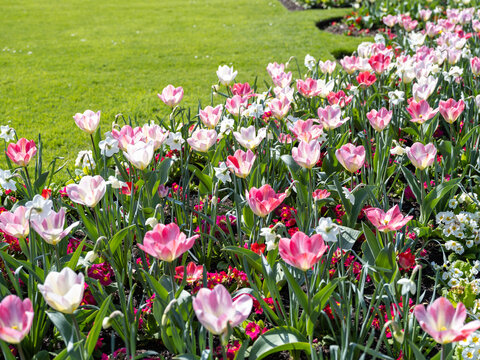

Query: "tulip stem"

xmin=54 ymin=244 xmax=61 ymax=271
xmin=169 ymin=261 xmax=176 ymax=300
xmin=71 ymin=315 xmax=86 ymax=360
xmin=221 ymin=343 xmax=228 ymax=360
xmin=441 ymin=345 xmax=445 ymax=360
xmin=17 ymin=344 xmax=26 ymax=360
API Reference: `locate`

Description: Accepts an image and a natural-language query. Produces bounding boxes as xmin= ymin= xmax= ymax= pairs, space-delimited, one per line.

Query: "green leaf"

xmin=406 ymin=340 xmax=427 ymax=360
xmin=338 ymin=226 xmax=361 ymax=251
xmin=46 ymin=312 xmax=75 ymax=353
xmin=32 ymin=351 xmax=51 ymax=360
xmin=109 ymin=225 xmax=136 ymax=254
xmin=312 ymin=280 xmax=338 ymax=312
xmin=158 ymin=158 xmax=173 ymax=186
xmin=85 ymin=295 xmax=112 ymax=357
xmin=401 ymin=166 xmax=422 ymax=204
xmin=223 ymin=246 xmax=262 ymax=273
xmin=248 ymin=326 xmax=311 ymax=360
xmin=33 ymin=171 xmax=50 ymax=192
xmin=66 ymin=238 xmax=86 ymax=270
xmin=188 ymin=164 xmax=213 ymax=194
xmin=280 ymin=263 xmax=308 ymax=312
xmin=0 ymin=340 xmax=16 ymax=360
xmin=420 ymin=178 xmax=462 ymax=224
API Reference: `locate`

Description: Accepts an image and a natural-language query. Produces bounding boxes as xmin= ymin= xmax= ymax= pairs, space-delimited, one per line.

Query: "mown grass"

xmin=0 ymin=0 xmax=363 ymax=174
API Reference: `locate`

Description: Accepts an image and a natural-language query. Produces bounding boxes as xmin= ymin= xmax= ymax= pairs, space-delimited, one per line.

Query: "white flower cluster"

xmin=436 ymin=194 xmax=480 ymax=255
xmin=459 ymin=332 xmax=480 ymax=360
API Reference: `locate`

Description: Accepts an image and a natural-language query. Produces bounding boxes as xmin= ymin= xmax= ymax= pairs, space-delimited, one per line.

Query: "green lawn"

xmin=0 ymin=0 xmax=362 ymax=171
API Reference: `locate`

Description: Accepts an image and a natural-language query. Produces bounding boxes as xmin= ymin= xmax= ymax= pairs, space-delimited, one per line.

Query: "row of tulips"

xmin=1 ymin=1 xmax=480 ymax=359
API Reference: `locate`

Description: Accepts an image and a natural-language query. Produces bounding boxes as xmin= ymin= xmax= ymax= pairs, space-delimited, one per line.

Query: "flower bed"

xmin=0 ymin=2 xmax=480 ymax=360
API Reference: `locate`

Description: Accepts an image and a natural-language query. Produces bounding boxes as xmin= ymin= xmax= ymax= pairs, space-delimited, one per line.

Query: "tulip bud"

xmin=102 ymin=310 xmax=124 ymax=329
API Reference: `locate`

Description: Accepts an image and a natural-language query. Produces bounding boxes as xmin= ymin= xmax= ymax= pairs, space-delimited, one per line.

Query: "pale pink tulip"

xmin=414 ymin=297 xmax=480 ymax=344
xmin=266 ymin=62 xmax=285 ymax=78
xmin=312 ymin=189 xmax=330 ymax=201
xmin=0 ymin=295 xmax=34 ymax=344
xmin=246 ymin=184 xmax=287 ymax=218
xmin=142 ymin=124 xmax=168 ymax=150
xmin=233 ymin=126 xmax=266 ymax=150
xmin=406 ymin=99 xmax=438 ymax=124
xmin=0 ymin=206 xmax=29 ymax=239
xmin=419 ymin=9 xmax=432 ymax=21
xmin=364 ymin=205 xmax=413 ymax=232
xmin=193 ymin=284 xmax=252 ymax=337
xmin=439 ymin=98 xmax=465 ymax=124
xmin=279 ymin=231 xmax=327 ymax=272
xmin=187 ymin=129 xmax=217 ymax=152
xmin=366 ymin=108 xmax=392 ymax=132
xmin=138 ymin=223 xmax=199 ymax=262
xmin=73 ymin=110 xmax=101 ymax=134
xmin=340 ymin=56 xmax=360 ymax=74
xmin=158 ymin=85 xmax=184 ymax=107
xmin=471 ymin=57 xmax=480 ymax=76
xmin=383 ymin=15 xmax=398 ymax=27
xmin=289 ymin=119 xmax=323 ymax=143
xmin=66 ymin=175 xmax=106 ymax=207
xmin=317 ymin=105 xmax=349 ymax=131
xmin=335 ymin=144 xmax=365 ymax=173
xmin=30 ymin=208 xmax=80 ymax=245
xmin=271 ymin=71 xmax=292 ymax=88
xmin=225 ymin=95 xmax=248 ymax=117
xmin=111 ymin=125 xmax=144 ymax=151
xmin=292 ymin=140 xmax=320 ymax=169
xmin=123 ymin=140 xmax=155 ymax=170
xmin=406 ymin=142 xmax=437 ymax=170
xmin=6 ymin=138 xmax=37 ymax=167
xmin=318 ymin=60 xmax=336 ymax=74
xmin=199 ymin=105 xmax=223 ymax=129
xmin=226 ymin=149 xmax=256 ymax=178
xmin=269 ymin=97 xmax=291 ymax=120
xmin=38 ymin=267 xmax=84 ymax=314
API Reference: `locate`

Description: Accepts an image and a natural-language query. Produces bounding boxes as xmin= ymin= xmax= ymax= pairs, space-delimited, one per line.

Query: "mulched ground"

xmin=277 ymin=0 xmax=305 ymax=11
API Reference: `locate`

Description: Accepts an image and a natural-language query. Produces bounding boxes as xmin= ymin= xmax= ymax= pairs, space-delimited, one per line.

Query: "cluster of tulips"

xmin=1 ymin=1 xmax=480 ymax=359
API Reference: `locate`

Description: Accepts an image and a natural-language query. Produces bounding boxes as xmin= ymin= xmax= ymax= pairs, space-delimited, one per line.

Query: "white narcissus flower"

xmin=75 ymin=150 xmax=96 ymax=170
xmin=0 ymin=125 xmax=16 ymax=142
xmin=25 ymin=194 xmax=54 ymax=220
xmin=304 ymin=54 xmax=316 ymax=71
xmin=165 ymin=132 xmax=185 ymax=151
xmin=216 ymin=65 xmax=238 ymax=85
xmin=342 ymin=187 xmax=355 ymax=205
xmin=214 ymin=162 xmax=231 ymax=184
xmin=0 ymin=169 xmax=17 ymax=191
xmin=123 ymin=141 xmax=155 ymax=170
xmin=145 ymin=217 xmax=159 ymax=228
xmin=106 ymin=175 xmax=127 ymax=189
xmin=38 ymin=267 xmax=85 ymax=314
xmin=99 ymin=133 xmax=119 ymax=157
xmin=315 ymin=217 xmax=340 ymax=243
xmin=398 ymin=278 xmax=416 ymax=295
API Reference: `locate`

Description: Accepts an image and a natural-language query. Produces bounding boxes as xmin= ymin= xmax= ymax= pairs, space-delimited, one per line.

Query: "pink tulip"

xmin=199 ymin=105 xmax=223 ymax=129
xmin=335 ymin=143 xmax=365 ymax=173
xmin=175 ymin=262 xmax=203 ymax=283
xmin=0 ymin=295 xmax=34 ymax=344
xmin=226 ymin=149 xmax=256 ymax=178
xmin=187 ymin=129 xmax=217 ymax=152
xmin=271 ymin=71 xmax=292 ymax=88
xmin=292 ymin=140 xmax=320 ymax=169
xmin=406 ymin=142 xmax=437 ymax=170
xmin=6 ymin=138 xmax=37 ymax=167
xmin=111 ymin=125 xmax=144 ymax=151
xmin=138 ymin=223 xmax=199 ymax=262
xmin=368 ymin=53 xmax=391 ymax=74
xmin=317 ymin=105 xmax=349 ymax=131
xmin=297 ymin=78 xmax=322 ymax=98
xmin=312 ymin=189 xmax=330 ymax=201
xmin=73 ymin=110 xmax=101 ymax=134
xmin=471 ymin=57 xmax=480 ymax=76
xmin=231 ymin=82 xmax=253 ymax=98
xmin=318 ymin=60 xmax=336 ymax=75
xmin=340 ymin=56 xmax=360 ymax=74
xmin=289 ymin=119 xmax=323 ymax=143
xmin=406 ymin=99 xmax=438 ymax=124
xmin=364 ymin=205 xmax=413 ymax=232
xmin=269 ymin=97 xmax=291 ymax=120
xmin=366 ymin=108 xmax=392 ymax=132
xmin=383 ymin=15 xmax=398 ymax=27
xmin=419 ymin=9 xmax=432 ymax=21
xmin=0 ymin=206 xmax=29 ymax=239
xmin=414 ymin=297 xmax=480 ymax=344
xmin=193 ymin=284 xmax=252 ymax=336
xmin=31 ymin=208 xmax=80 ymax=245
xmin=158 ymin=85 xmax=184 ymax=107
xmin=439 ymin=98 xmax=465 ymax=124
xmin=246 ymin=184 xmax=287 ymax=218
xmin=225 ymin=95 xmax=248 ymax=117
xmin=142 ymin=123 xmax=168 ymax=150
xmin=66 ymin=175 xmax=106 ymax=207
xmin=279 ymin=231 xmax=327 ymax=272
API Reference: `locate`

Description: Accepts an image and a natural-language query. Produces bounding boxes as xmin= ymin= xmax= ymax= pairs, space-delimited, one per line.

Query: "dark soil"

xmin=277 ymin=0 xmax=305 ymax=11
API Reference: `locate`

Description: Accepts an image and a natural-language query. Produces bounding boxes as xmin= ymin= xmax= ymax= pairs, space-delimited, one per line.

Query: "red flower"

xmin=398 ymin=249 xmax=416 ymax=270
xmin=356 ymin=71 xmax=376 ymax=88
